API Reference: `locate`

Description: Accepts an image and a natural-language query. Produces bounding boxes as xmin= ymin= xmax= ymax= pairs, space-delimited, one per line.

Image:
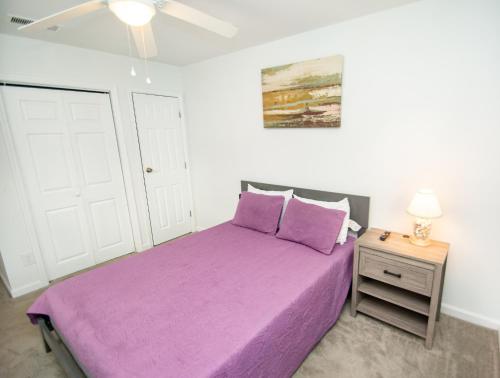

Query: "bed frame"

xmin=37 ymin=181 xmax=370 ymax=377
xmin=37 ymin=317 xmax=86 ymax=377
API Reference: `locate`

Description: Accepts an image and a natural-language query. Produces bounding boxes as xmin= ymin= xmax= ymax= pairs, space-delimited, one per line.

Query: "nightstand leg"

xmin=351 ymin=289 xmax=358 ymax=317
xmin=351 ymin=244 xmax=360 ymax=317
xmin=425 ymin=316 xmax=436 ymax=349
xmin=425 ymin=336 xmax=433 ymax=349
xmin=436 ymin=258 xmax=447 ymax=321
xmin=425 ymin=264 xmax=443 ymax=349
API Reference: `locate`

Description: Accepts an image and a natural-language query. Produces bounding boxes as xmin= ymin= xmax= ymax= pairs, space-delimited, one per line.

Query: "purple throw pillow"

xmin=232 ymin=192 xmax=284 ymax=234
xmin=276 ymin=198 xmax=346 ymax=255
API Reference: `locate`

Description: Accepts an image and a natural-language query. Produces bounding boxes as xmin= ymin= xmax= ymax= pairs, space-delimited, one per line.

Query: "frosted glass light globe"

xmin=109 ymin=0 xmax=156 ymax=27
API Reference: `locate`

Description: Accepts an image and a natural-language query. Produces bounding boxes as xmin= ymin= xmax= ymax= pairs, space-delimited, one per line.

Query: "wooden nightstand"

xmin=351 ymin=228 xmax=449 ymax=348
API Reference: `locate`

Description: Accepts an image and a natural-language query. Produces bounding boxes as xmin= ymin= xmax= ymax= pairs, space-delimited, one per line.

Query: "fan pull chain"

xmin=141 ymin=26 xmax=152 ymax=84
xmin=126 ymin=24 xmax=136 ymax=77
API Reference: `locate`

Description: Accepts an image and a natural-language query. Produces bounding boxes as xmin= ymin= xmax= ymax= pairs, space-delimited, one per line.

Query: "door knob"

xmin=145 ymin=167 xmax=153 ymax=173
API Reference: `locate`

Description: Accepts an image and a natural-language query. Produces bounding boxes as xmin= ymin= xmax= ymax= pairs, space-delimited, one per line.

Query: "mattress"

xmin=28 ymin=222 xmax=354 ymax=378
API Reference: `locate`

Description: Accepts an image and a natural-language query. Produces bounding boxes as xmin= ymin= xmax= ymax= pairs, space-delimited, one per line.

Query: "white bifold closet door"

xmin=132 ymin=93 xmax=192 ymax=245
xmin=2 ymin=86 xmax=134 ymax=280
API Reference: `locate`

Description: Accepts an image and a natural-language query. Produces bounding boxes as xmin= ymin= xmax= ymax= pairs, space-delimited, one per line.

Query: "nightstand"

xmin=351 ymin=228 xmax=449 ymax=348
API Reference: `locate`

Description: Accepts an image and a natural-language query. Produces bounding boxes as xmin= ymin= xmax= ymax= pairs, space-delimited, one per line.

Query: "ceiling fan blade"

xmin=160 ymin=0 xmax=238 ymax=38
xmin=131 ymin=23 xmax=158 ymax=58
xmin=18 ymin=0 xmax=106 ymax=32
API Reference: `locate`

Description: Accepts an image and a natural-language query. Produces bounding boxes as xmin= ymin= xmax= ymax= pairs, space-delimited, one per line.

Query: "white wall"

xmin=183 ymin=0 xmax=500 ymax=328
xmin=0 ymin=33 xmax=183 ymax=296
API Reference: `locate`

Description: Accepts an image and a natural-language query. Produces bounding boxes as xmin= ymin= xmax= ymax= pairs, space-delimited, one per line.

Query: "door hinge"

xmin=178 ymin=111 xmax=182 ymax=118
xmin=189 ymin=210 xmax=192 ymax=217
xmin=184 ymin=161 xmax=187 ymax=169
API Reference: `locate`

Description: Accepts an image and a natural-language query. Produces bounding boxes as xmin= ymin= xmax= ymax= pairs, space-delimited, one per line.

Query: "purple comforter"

xmin=28 ymin=222 xmax=354 ymax=378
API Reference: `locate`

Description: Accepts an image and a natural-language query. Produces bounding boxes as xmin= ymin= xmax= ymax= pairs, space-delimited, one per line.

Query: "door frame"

xmin=0 ymin=73 xmax=156 ymax=293
xmin=129 ymin=89 xmax=196 ymax=242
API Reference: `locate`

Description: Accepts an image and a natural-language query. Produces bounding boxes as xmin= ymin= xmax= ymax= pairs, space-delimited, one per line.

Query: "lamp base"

xmin=410 ymin=217 xmax=432 ymax=247
xmin=410 ymin=235 xmax=431 ymax=247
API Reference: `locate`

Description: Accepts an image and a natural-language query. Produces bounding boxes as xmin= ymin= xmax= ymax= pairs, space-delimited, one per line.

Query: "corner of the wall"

xmin=0 ymin=269 xmax=11 ymax=295
xmin=497 ymin=327 xmax=500 ymax=352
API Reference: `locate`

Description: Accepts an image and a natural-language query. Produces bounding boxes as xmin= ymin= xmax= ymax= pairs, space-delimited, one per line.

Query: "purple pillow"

xmin=232 ymin=192 xmax=284 ymax=234
xmin=276 ymin=198 xmax=346 ymax=255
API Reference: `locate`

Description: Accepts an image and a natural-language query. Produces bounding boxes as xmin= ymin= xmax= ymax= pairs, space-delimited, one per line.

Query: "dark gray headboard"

xmin=241 ymin=180 xmax=370 ymax=235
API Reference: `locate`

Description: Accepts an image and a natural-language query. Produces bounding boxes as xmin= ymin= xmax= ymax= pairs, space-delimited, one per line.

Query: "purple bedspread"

xmin=28 ymin=222 xmax=354 ymax=378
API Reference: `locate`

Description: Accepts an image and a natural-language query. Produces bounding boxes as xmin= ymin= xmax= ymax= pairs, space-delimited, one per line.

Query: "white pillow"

xmin=349 ymin=219 xmax=362 ymax=232
xmin=347 ymin=220 xmax=362 ymax=239
xmin=293 ymin=194 xmax=350 ymax=245
xmin=248 ymin=184 xmax=293 ymax=224
xmin=347 ymin=230 xmax=359 ymax=239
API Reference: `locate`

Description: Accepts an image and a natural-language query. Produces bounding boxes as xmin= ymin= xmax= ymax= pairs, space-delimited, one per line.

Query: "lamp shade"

xmin=407 ymin=189 xmax=442 ymax=219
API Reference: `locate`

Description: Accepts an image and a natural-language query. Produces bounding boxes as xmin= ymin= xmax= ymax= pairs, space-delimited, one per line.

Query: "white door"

xmin=132 ymin=93 xmax=192 ymax=245
xmin=2 ymin=86 xmax=134 ymax=279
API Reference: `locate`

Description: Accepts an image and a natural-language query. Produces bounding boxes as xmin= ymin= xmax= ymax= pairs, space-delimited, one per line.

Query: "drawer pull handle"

xmin=383 ymin=269 xmax=402 ymax=278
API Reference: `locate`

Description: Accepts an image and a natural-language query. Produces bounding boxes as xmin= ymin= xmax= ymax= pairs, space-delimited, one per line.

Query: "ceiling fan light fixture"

xmin=109 ymin=0 xmax=156 ymax=27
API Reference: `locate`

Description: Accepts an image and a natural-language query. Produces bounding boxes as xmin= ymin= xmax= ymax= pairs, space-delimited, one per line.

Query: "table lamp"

xmin=407 ymin=189 xmax=442 ymax=247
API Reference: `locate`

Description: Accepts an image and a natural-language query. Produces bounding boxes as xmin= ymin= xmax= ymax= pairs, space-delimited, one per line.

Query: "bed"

xmin=27 ymin=181 xmax=370 ymax=378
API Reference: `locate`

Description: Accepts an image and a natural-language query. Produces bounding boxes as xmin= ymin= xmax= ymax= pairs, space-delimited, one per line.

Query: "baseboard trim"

xmin=195 ymin=226 xmax=207 ymax=232
xmin=441 ymin=303 xmax=500 ymax=330
xmin=10 ymin=280 xmax=48 ymax=298
xmin=138 ymin=243 xmax=153 ymax=252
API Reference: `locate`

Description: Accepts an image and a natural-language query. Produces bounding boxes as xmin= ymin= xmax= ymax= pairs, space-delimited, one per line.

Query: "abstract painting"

xmin=261 ymin=55 xmax=343 ymax=128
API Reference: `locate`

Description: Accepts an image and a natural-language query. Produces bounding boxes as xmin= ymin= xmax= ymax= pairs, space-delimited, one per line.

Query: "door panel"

xmin=28 ymin=133 xmax=73 ymax=192
xmin=2 ymin=87 xmax=94 ymax=279
xmin=133 ymin=93 xmax=192 ymax=245
xmin=20 ymin=99 xmax=58 ymax=120
xmin=46 ymin=206 xmax=88 ymax=262
xmin=2 ymin=86 xmax=134 ymax=279
xmin=155 ymin=187 xmax=171 ymax=229
xmin=76 ymin=133 xmax=112 ymax=185
xmin=172 ymin=183 xmax=187 ymax=224
xmin=89 ymin=198 xmax=123 ymax=249
xmin=63 ymin=91 xmax=134 ymax=263
xmin=69 ymin=102 xmax=100 ymax=121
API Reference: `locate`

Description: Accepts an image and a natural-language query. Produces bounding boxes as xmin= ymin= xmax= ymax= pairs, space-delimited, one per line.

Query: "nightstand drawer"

xmin=359 ymin=248 xmax=434 ymax=296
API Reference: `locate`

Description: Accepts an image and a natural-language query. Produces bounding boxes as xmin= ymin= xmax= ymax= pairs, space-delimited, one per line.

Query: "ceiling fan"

xmin=18 ymin=0 xmax=238 ymax=59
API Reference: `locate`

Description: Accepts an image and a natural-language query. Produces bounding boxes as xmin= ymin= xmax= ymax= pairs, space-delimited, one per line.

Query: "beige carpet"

xmin=295 ymin=306 xmax=499 ymax=378
xmin=1 ymin=272 xmax=498 ymax=378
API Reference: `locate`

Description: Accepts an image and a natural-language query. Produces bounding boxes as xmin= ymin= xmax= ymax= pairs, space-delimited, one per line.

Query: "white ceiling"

xmin=0 ymin=0 xmax=417 ymax=66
